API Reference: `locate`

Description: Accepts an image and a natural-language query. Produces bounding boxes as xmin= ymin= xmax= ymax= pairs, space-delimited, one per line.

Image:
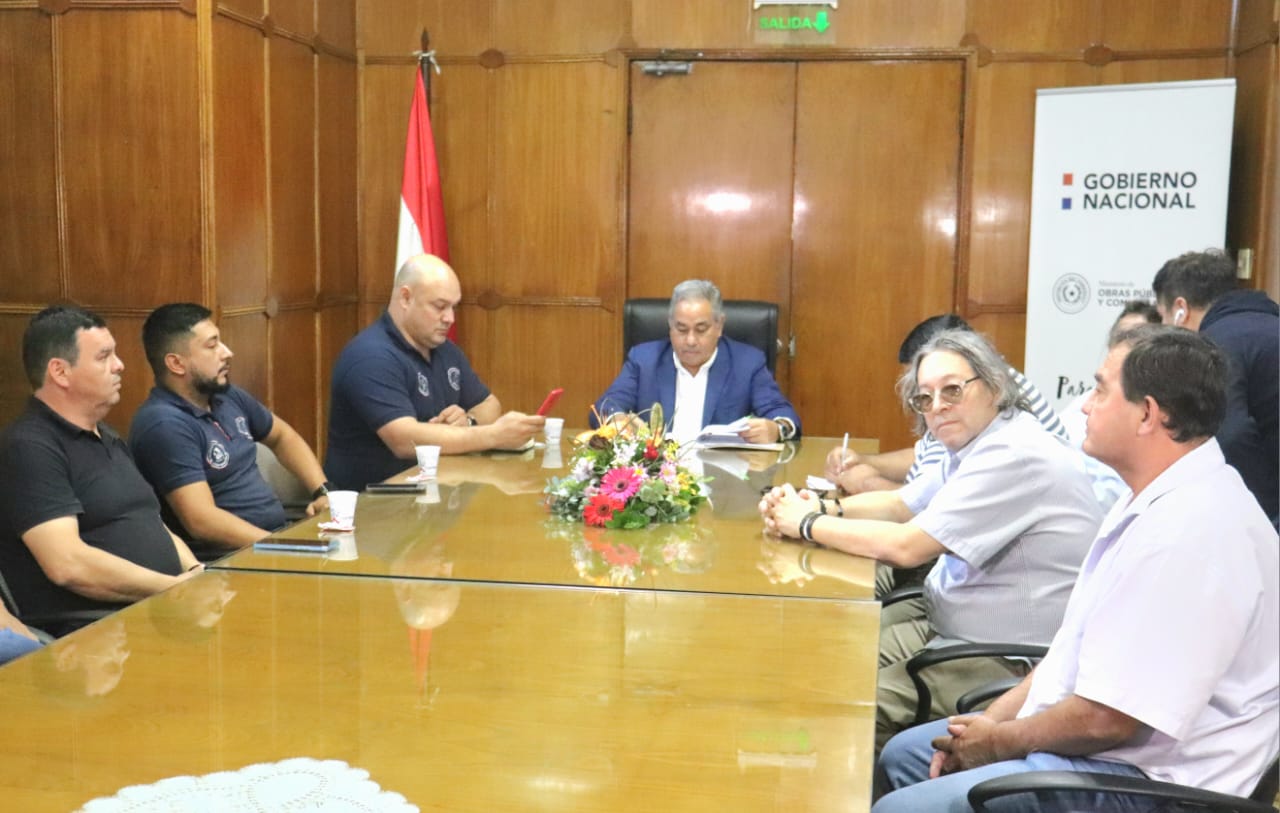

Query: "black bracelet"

xmin=799 ymin=511 xmax=822 ymax=542
xmin=819 ymin=498 xmax=829 ymax=516
xmin=833 ymin=499 xmax=844 ymax=518
xmin=311 ymin=482 xmax=334 ymax=501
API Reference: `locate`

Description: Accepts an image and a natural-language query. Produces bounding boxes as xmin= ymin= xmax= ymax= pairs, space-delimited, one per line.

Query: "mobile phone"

xmin=254 ymin=537 xmax=337 ymax=554
xmin=365 ymin=482 xmax=423 ymax=493
xmin=536 ymin=387 xmax=564 ymax=416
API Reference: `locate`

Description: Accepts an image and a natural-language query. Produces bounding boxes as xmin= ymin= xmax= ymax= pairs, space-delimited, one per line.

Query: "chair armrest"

xmin=880 ymin=584 xmax=923 ymax=607
xmin=969 ymin=771 xmax=1278 ymax=813
xmin=905 ymin=642 xmax=1048 ymax=725
xmin=955 ymin=676 xmax=1024 ymax=714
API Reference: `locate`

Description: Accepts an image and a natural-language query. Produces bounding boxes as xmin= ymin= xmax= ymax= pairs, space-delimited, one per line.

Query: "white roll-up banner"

xmin=1023 ymin=79 xmax=1235 ymax=410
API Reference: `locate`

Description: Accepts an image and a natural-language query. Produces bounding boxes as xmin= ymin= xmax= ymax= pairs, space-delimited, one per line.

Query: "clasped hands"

xmin=758 ymin=482 xmax=821 ymax=539
xmin=928 ymin=713 xmax=1007 ymax=778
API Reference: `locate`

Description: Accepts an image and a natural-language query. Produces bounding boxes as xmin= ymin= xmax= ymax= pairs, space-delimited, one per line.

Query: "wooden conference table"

xmin=0 ymin=435 xmax=885 ymax=812
xmin=220 ymin=435 xmax=881 ymax=601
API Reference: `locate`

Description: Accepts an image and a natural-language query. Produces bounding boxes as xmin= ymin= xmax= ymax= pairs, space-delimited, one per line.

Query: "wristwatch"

xmin=773 ymin=417 xmax=796 ymax=441
xmin=466 ymin=414 xmax=478 ymax=427
xmin=311 ymin=482 xmax=334 ymax=500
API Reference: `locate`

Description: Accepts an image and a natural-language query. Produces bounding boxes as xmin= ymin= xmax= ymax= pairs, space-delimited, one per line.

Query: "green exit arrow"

xmin=814 ymin=10 xmax=830 ymax=33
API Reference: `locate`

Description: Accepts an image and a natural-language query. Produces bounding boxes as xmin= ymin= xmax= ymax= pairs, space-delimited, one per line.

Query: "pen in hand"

xmin=840 ymin=432 xmax=850 ymax=469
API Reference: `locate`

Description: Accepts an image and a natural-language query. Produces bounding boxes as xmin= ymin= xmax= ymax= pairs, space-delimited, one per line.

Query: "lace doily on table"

xmin=78 ymin=757 xmax=418 ymax=812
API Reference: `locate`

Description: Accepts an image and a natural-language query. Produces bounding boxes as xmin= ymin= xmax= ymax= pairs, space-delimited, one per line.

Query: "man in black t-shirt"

xmin=0 ymin=306 xmax=201 ymax=636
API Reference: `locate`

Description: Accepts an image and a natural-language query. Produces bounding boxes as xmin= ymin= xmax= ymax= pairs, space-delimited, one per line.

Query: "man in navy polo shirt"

xmin=0 ymin=306 xmax=201 ymax=636
xmin=130 ymin=304 xmax=331 ymax=560
xmin=325 ymin=253 xmax=545 ymax=489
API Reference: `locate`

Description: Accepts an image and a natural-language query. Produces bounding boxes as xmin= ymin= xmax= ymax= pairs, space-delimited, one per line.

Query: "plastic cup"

xmin=415 ymin=445 xmax=441 ymax=478
xmin=543 ymin=417 xmax=564 ymax=445
xmin=328 ymin=490 xmax=358 ymax=528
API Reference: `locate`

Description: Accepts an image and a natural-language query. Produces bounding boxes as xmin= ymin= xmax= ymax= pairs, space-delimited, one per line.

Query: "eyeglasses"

xmin=909 ymin=376 xmax=981 ymax=414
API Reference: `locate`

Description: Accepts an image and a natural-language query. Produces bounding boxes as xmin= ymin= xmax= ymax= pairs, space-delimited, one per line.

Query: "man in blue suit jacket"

xmin=592 ymin=280 xmax=801 ymax=443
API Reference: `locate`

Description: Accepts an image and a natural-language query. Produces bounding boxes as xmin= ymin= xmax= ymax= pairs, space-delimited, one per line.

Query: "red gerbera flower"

xmin=583 ymin=494 xmax=624 ymax=526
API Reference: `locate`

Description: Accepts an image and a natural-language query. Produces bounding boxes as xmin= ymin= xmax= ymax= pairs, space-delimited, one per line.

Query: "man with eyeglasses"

xmin=760 ymin=328 xmax=1101 ymax=750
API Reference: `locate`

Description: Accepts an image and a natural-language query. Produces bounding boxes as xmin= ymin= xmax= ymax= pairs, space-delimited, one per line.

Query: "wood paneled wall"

xmin=0 ymin=0 xmax=357 ymax=452
xmin=2 ymin=0 xmax=1274 ymax=446
xmin=355 ymin=0 xmax=1277 ymax=437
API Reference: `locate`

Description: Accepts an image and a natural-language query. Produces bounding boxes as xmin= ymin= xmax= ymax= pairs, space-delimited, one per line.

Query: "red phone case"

xmin=536 ymin=388 xmax=564 ymax=416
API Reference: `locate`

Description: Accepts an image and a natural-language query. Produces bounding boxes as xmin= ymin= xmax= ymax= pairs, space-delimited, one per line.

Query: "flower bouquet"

xmin=544 ymin=405 xmax=708 ymax=529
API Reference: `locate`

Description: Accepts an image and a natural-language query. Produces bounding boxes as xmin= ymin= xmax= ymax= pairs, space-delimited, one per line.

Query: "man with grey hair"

xmin=592 ymin=279 xmax=800 ymax=443
xmin=325 ymin=254 xmax=544 ymax=489
xmin=760 ymin=329 xmax=1100 ymax=749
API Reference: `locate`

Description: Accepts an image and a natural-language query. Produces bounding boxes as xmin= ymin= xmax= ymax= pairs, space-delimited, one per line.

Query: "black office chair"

xmin=881 ymin=585 xmax=1049 ymax=726
xmin=621 ymin=298 xmax=780 ymax=374
xmin=968 ymin=758 xmax=1280 ymax=812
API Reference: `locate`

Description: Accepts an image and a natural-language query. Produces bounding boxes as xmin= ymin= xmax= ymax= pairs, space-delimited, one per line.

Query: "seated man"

xmin=874 ymin=326 xmax=1279 ymax=812
xmin=129 ymin=304 xmax=332 ymax=560
xmin=1153 ymin=249 xmax=1278 ymax=524
xmin=1057 ymin=300 xmax=1161 ymax=510
xmin=592 ymin=280 xmax=800 ymax=444
xmin=760 ymin=328 xmax=1100 ymax=750
xmin=827 ymin=314 xmax=1067 ymax=495
xmin=0 ymin=307 xmax=201 ymax=637
xmin=326 ymin=253 xmax=544 ymax=489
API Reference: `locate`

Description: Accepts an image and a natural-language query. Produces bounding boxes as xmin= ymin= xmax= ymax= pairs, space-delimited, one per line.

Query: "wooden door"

xmin=627 ymin=60 xmax=797 ymax=388
xmin=627 ymin=58 xmax=962 ymax=448
xmin=791 ymin=60 xmax=962 ymax=448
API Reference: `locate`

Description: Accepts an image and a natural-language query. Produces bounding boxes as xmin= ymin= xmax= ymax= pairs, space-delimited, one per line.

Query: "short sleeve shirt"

xmin=904 ymin=367 xmax=1068 ymax=483
xmin=1018 ymin=440 xmax=1279 ymax=796
xmin=899 ymin=409 xmax=1101 ymax=646
xmin=129 ymin=385 xmax=286 ymax=539
xmin=326 ymin=311 xmax=491 ymax=489
xmin=0 ymin=398 xmax=182 ymax=619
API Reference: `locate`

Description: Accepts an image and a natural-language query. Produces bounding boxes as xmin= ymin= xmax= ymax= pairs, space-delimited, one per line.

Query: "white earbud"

xmin=1173 ymin=308 xmax=1186 ymax=326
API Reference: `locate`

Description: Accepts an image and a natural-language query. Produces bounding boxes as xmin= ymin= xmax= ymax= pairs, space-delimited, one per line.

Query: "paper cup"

xmin=328 ymin=490 xmax=358 ymax=527
xmin=415 ymin=445 xmax=441 ymax=478
xmin=543 ymin=417 xmax=565 ymax=444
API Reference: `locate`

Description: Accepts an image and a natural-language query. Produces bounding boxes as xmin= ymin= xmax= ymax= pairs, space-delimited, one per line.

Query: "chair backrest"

xmin=622 ymin=298 xmax=780 ymax=374
xmin=255 ymin=442 xmax=312 ymax=509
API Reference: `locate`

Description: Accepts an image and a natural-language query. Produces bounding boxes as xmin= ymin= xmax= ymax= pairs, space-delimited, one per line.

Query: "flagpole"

xmin=416 ymin=30 xmax=440 ymax=115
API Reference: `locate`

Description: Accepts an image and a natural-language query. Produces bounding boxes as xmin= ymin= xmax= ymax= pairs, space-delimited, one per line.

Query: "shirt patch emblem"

xmin=448 ymin=367 xmax=461 ymax=391
xmin=417 ymin=372 xmax=430 ymax=398
xmin=235 ymin=416 xmax=252 ymax=439
xmin=206 ymin=439 xmax=230 ymax=470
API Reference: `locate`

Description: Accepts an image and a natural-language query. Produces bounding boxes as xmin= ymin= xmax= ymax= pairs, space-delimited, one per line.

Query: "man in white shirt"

xmin=873 ymin=325 xmax=1280 ymax=812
